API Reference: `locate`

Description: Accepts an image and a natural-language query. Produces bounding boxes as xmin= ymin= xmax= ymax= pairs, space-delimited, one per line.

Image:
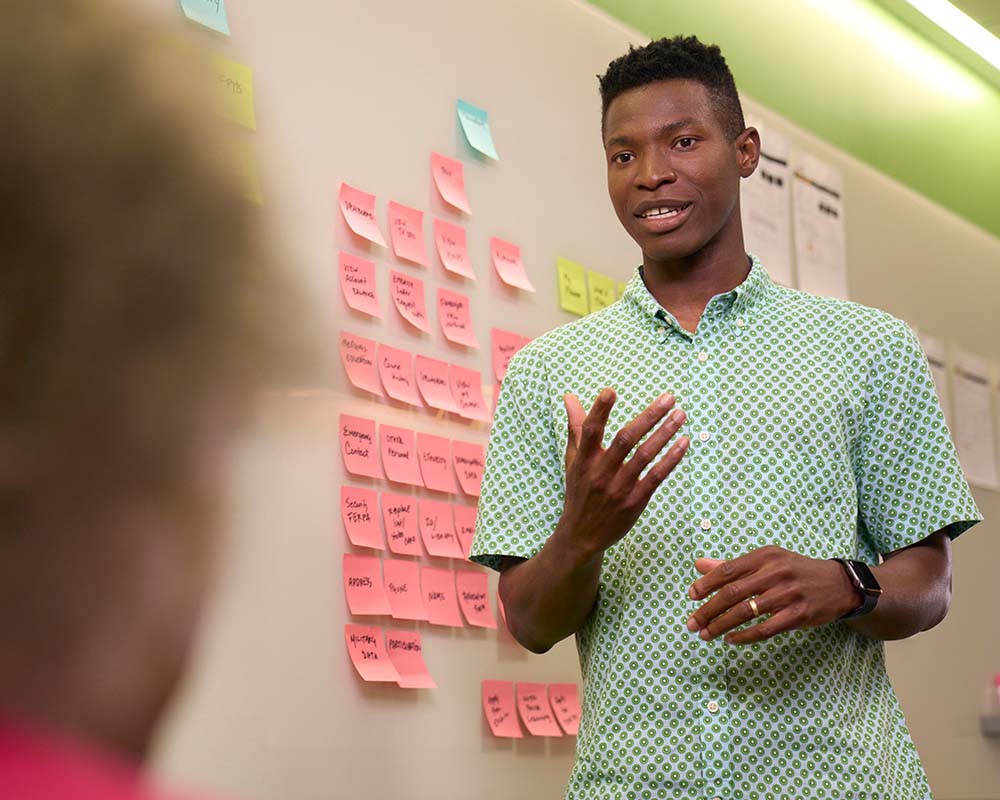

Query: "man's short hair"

xmin=598 ymin=35 xmax=746 ymax=141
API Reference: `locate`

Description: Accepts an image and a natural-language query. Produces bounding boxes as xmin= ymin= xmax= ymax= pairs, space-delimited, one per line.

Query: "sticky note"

xmin=339 ymin=252 xmax=381 ymax=318
xmin=345 ymin=625 xmax=398 ymax=682
xmin=339 ymin=333 xmax=383 ymax=397
xmin=383 ymin=558 xmax=427 ymax=621
xmin=388 ymin=201 xmax=428 ymax=267
xmin=180 ymin=0 xmax=230 ymax=35
xmin=338 ymin=183 xmax=387 ymax=247
xmin=490 ymin=238 xmax=535 ymax=292
xmin=456 ymin=571 xmax=496 ymax=628
xmin=449 ymin=365 xmax=490 ymax=422
xmin=390 ymin=271 xmax=431 ymax=333
xmin=417 ymin=433 xmax=458 ymax=494
xmin=381 ymin=492 xmax=422 ymax=557
xmin=456 ymin=99 xmax=499 ymax=160
xmin=430 ymin=152 xmax=471 ymax=214
xmin=340 ymin=414 xmax=382 ymax=479
xmin=210 ymin=53 xmax=255 ymax=129
xmin=342 ymin=553 xmax=391 ymax=616
xmin=549 ymin=683 xmax=582 ymax=735
xmin=490 ymin=328 xmax=526 ymax=382
xmin=618 ymin=281 xmax=628 ymax=298
xmin=452 ymin=440 xmax=485 ymax=496
xmin=421 ymin=567 xmax=464 ymax=627
xmin=433 ymin=219 xmax=475 ymax=279
xmin=340 ymin=486 xmax=384 ymax=550
xmin=588 ymin=270 xmax=616 ymax=312
xmin=415 ymin=355 xmax=460 ymax=413
xmin=482 ymin=681 xmax=522 ymax=738
xmin=437 ymin=288 xmax=479 ymax=348
xmin=379 ymin=425 xmax=423 ymax=487
xmin=516 ymin=683 xmax=563 ymax=736
xmin=453 ymin=505 xmax=477 ymax=557
xmin=557 ymin=257 xmax=588 ymax=316
xmin=386 ymin=630 xmax=436 ymax=689
xmin=419 ymin=499 xmax=465 ymax=559
xmin=376 ymin=344 xmax=422 ymax=407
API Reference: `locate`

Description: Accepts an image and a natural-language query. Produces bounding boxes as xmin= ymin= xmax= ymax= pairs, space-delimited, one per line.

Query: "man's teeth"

xmin=641 ymin=203 xmax=690 ymax=219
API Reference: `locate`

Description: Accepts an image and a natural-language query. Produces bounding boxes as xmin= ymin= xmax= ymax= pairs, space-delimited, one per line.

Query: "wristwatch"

xmin=830 ymin=558 xmax=882 ymax=620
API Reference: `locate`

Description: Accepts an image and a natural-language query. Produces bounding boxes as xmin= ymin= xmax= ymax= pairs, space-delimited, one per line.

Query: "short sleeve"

xmin=855 ymin=318 xmax=982 ymax=554
xmin=468 ymin=345 xmax=565 ymax=572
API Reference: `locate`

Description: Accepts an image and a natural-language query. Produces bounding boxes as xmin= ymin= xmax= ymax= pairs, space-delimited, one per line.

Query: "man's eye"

xmin=612 ymin=152 xmax=634 ymax=164
xmin=677 ymin=137 xmax=696 ymax=149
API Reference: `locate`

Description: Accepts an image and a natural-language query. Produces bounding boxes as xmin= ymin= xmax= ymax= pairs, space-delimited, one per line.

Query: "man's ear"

xmin=736 ymin=126 xmax=761 ymax=179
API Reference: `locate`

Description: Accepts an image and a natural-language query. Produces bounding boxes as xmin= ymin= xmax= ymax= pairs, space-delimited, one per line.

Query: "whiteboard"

xmin=149 ymin=1 xmax=1000 ymax=799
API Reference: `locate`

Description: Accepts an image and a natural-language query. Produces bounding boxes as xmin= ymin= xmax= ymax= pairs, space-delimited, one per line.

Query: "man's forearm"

xmin=499 ymin=530 xmax=605 ymax=654
xmin=845 ymin=533 xmax=952 ymax=641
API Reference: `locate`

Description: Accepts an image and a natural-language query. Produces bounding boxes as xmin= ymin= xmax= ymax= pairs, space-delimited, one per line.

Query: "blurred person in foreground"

xmin=0 ymin=1 xmax=298 ymax=797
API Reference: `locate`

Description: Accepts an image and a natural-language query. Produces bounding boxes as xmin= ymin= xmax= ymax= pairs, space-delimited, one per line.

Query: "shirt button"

xmin=700 ymin=519 xmax=712 ymax=531
xmin=736 ymin=318 xmax=745 ymax=328
xmin=707 ymin=700 xmax=720 ymax=713
xmin=697 ymin=351 xmax=709 ymax=362
xmin=698 ymin=431 xmax=711 ymax=442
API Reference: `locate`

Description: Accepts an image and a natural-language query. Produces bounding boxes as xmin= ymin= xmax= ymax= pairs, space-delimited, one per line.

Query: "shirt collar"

xmin=622 ymin=252 xmax=772 ymax=327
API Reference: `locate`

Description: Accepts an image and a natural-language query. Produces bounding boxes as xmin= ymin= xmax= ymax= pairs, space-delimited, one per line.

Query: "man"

xmin=0 ymin=1 xmax=298 ymax=797
xmin=470 ymin=35 xmax=981 ymax=800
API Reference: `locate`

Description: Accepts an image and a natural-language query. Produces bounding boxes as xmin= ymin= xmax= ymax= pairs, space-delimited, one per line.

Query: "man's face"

xmin=603 ymin=79 xmax=754 ymax=263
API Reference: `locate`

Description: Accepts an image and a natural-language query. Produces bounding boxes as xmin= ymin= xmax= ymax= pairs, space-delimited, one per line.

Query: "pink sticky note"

xmin=549 ymin=683 xmax=582 ymax=735
xmin=419 ymin=498 xmax=465 ymax=559
xmin=338 ymin=183 xmax=387 ymax=247
xmin=415 ymin=355 xmax=460 ymax=413
xmin=433 ymin=219 xmax=476 ymax=280
xmin=386 ymin=630 xmax=436 ymax=689
xmin=456 ymin=570 xmax=496 ymax=628
xmin=482 ymin=680 xmax=523 ymax=738
xmin=340 ymin=486 xmax=384 ymax=550
xmin=417 ymin=432 xmax=458 ymax=494
xmin=390 ymin=270 xmax=431 ymax=333
xmin=421 ymin=567 xmax=464 ymax=627
xmin=491 ymin=328 xmax=526 ymax=382
xmin=388 ymin=201 xmax=428 ymax=267
xmin=376 ymin=344 xmax=422 ymax=407
xmin=449 ymin=365 xmax=490 ymax=422
xmin=430 ymin=152 xmax=471 ymax=214
xmin=381 ymin=492 xmax=422 ymax=556
xmin=490 ymin=237 xmax=535 ymax=292
xmin=345 ymin=624 xmax=399 ymax=682
xmin=437 ymin=288 xmax=479 ymax=348
xmin=340 ymin=415 xmax=382 ymax=479
xmin=340 ymin=332 xmax=384 ymax=397
xmin=342 ymin=553 xmax=391 ymax=616
xmin=516 ymin=683 xmax=563 ymax=736
xmin=453 ymin=504 xmax=477 ymax=557
xmin=383 ymin=558 xmax=427 ymax=621
xmin=379 ymin=425 xmax=423 ymax=487
xmin=452 ymin=440 xmax=485 ymax=496
xmin=338 ymin=252 xmax=382 ymax=318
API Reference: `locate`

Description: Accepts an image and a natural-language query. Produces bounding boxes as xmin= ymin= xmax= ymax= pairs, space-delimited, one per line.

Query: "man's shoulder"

xmin=518 ymin=302 xmax=631 ymax=362
xmin=768 ymin=283 xmax=911 ymax=343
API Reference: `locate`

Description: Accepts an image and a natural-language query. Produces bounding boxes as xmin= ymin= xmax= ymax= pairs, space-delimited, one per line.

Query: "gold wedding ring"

xmin=748 ymin=597 xmax=760 ymax=618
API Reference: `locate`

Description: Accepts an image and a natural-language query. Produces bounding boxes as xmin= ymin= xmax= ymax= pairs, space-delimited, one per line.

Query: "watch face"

xmin=851 ymin=560 xmax=882 ymax=595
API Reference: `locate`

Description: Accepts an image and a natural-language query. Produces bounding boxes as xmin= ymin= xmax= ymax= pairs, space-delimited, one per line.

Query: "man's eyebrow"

xmin=604 ymin=118 xmax=704 ymax=149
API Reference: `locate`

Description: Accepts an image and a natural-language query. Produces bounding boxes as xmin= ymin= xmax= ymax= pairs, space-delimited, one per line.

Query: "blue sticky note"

xmin=456 ymin=99 xmax=499 ymax=161
xmin=180 ymin=0 xmax=231 ymax=36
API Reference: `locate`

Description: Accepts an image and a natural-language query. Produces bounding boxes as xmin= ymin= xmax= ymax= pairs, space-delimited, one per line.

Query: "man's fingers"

xmin=564 ymin=393 xmax=586 ymax=466
xmin=620 ymin=404 xmax=686 ymax=480
xmin=575 ymin=388 xmax=616 ymax=462
xmin=634 ymin=435 xmax=690 ymax=498
xmin=604 ymin=393 xmax=676 ymax=467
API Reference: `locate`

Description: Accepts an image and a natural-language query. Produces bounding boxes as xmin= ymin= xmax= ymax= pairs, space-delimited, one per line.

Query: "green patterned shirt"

xmin=470 ymin=254 xmax=982 ymax=800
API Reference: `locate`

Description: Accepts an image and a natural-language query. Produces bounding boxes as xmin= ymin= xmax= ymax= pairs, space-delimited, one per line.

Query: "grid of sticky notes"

xmin=482 ymin=680 xmax=582 ymax=738
xmin=336 ymin=108 xmax=543 ymax=692
xmin=556 ymin=257 xmax=625 ymax=316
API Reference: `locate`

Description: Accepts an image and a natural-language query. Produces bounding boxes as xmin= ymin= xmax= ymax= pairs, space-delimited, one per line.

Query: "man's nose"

xmin=635 ymin=150 xmax=677 ymax=190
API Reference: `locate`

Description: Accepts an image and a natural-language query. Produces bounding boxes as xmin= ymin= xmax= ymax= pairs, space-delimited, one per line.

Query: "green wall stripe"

xmin=587 ymin=0 xmax=1000 ymax=240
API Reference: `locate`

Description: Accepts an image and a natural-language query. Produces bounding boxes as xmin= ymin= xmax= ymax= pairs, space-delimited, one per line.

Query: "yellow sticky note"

xmin=618 ymin=282 xmax=627 ymax=298
xmin=588 ymin=271 xmax=616 ymax=312
xmin=557 ymin=257 xmax=588 ymax=316
xmin=211 ymin=53 xmax=256 ymax=130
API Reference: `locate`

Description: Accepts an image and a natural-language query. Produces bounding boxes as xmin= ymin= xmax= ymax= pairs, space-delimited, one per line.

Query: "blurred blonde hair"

xmin=0 ymin=0 xmax=298 ymax=516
